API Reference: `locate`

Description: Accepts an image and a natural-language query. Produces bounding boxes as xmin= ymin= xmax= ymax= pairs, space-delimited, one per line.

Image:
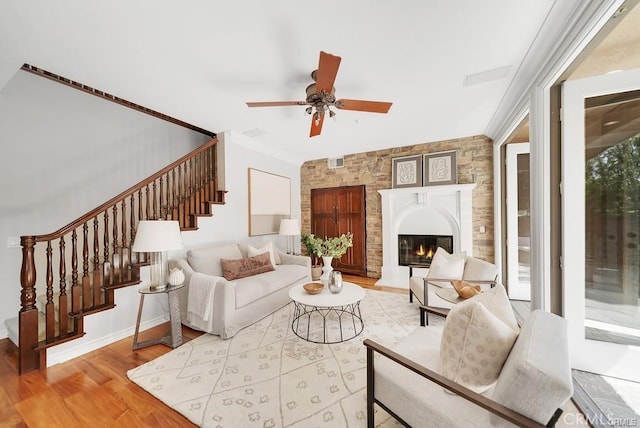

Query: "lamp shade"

xmin=279 ymin=219 xmax=300 ymax=236
xmin=132 ymin=220 xmax=183 ymax=252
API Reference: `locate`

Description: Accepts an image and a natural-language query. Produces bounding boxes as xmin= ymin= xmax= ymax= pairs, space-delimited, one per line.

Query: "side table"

xmin=132 ymin=283 xmax=185 ymax=350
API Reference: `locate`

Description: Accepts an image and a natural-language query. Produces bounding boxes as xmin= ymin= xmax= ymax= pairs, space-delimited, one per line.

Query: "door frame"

xmin=506 ymin=142 xmax=531 ymax=300
xmin=490 ymin=0 xmax=627 ymax=314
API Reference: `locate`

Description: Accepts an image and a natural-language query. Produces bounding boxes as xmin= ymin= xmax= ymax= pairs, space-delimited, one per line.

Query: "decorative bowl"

xmin=451 ymin=280 xmax=482 ymax=299
xmin=303 ymin=282 xmax=323 ymax=295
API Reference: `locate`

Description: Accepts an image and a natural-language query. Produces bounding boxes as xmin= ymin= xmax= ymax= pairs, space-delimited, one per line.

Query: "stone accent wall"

xmin=300 ymin=135 xmax=494 ymax=279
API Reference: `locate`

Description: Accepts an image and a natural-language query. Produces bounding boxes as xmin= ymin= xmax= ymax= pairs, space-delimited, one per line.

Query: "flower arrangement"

xmin=301 ymin=232 xmax=354 ymax=259
xmin=319 ymin=232 xmax=354 ymax=258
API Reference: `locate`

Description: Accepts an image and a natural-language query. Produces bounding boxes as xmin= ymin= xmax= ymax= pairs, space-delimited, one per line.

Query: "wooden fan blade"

xmin=315 ymin=51 xmax=341 ymax=93
xmin=335 ymin=99 xmax=392 ymax=113
xmin=310 ymin=112 xmax=325 ymax=137
xmin=246 ymin=101 xmax=306 ymax=107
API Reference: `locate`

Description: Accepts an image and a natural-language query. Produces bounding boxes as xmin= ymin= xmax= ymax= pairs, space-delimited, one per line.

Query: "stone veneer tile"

xmin=300 ymin=135 xmax=494 ymax=278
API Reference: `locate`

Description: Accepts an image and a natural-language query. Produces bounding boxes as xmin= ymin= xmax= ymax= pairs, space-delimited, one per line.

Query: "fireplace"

xmin=376 ymin=184 xmax=476 ymax=288
xmin=398 ymin=234 xmax=453 ymax=267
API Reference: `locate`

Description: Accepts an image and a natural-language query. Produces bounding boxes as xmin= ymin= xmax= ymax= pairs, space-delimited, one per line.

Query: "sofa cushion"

xmin=440 ymin=300 xmax=518 ymax=393
xmin=187 ymin=243 xmax=243 ymax=277
xmin=492 ymin=310 xmax=573 ymax=425
xmin=248 ymin=242 xmax=278 ymax=266
xmin=221 ymin=252 xmax=274 ymax=280
xmin=234 ymin=264 xmax=309 ymax=308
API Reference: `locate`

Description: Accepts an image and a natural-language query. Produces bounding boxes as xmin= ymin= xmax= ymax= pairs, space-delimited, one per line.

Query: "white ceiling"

xmin=1 ymin=1 xmax=583 ymax=164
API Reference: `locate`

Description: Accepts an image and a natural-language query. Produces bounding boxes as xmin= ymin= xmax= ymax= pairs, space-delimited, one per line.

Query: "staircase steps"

xmin=34 ymin=330 xmax=86 ymax=352
xmin=16 ymin=136 xmax=224 ymax=374
xmin=69 ymin=303 xmax=117 ymax=318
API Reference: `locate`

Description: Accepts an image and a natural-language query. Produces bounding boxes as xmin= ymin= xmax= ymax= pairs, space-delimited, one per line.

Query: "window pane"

xmin=584 ymin=91 xmax=640 ymax=346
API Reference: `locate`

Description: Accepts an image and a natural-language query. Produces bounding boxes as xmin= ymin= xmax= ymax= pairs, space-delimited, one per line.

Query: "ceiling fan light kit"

xmin=246 ymin=51 xmax=393 ymax=137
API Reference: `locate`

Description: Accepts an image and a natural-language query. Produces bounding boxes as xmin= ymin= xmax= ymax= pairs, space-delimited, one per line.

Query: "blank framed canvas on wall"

xmin=248 ymin=168 xmax=291 ymax=235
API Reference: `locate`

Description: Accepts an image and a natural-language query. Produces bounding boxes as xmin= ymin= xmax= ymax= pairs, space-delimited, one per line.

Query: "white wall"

xmin=0 ymin=70 xmax=209 ymax=341
xmin=0 ymin=70 xmax=302 ymax=366
xmin=43 ymin=131 xmax=302 ymax=365
xmin=180 ymin=130 xmax=302 ymax=252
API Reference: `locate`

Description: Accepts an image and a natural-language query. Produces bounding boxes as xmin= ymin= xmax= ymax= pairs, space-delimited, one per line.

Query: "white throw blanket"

xmin=187 ymin=272 xmax=222 ymax=332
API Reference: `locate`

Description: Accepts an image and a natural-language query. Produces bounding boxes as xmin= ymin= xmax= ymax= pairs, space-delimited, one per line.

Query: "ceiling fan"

xmin=246 ymin=51 xmax=393 ymax=137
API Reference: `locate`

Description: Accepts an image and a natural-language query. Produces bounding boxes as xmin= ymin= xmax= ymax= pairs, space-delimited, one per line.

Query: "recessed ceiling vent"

xmin=463 ymin=65 xmax=512 ymax=87
xmin=328 ymin=157 xmax=344 ymax=169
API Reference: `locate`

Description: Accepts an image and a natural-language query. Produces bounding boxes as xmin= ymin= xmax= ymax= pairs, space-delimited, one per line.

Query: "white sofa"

xmin=172 ymin=242 xmax=311 ymax=339
xmin=365 ymin=308 xmax=573 ymax=427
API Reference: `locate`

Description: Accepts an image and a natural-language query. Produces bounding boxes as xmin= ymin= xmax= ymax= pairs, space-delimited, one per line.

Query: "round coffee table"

xmin=289 ymin=281 xmax=366 ymax=344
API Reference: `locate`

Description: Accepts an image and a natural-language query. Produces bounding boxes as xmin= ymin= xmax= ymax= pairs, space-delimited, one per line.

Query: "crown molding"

xmin=485 ymin=0 xmax=626 ymax=145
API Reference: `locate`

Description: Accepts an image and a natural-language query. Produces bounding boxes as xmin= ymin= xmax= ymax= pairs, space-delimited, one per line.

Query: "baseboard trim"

xmin=46 ymin=315 xmax=168 ymax=367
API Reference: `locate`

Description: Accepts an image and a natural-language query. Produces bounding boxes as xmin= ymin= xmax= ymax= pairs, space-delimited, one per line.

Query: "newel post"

xmin=19 ymin=235 xmax=40 ymax=374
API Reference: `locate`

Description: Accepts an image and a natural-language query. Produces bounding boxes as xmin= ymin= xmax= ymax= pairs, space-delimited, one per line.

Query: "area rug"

xmin=127 ymin=290 xmax=442 ymax=427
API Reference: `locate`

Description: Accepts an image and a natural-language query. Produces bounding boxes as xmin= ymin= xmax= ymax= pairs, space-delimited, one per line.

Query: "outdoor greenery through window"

xmin=584 ymin=93 xmax=640 ymax=346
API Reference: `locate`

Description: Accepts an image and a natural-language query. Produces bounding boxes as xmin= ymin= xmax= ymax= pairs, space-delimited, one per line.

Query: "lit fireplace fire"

xmin=398 ymin=234 xmax=452 ymax=267
xmin=415 ymin=244 xmax=434 ymax=259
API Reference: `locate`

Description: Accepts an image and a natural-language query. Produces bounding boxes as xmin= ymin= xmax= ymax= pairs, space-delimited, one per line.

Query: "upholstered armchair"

xmin=364 ymin=285 xmax=573 ymax=427
xmin=409 ymin=247 xmax=499 ymax=325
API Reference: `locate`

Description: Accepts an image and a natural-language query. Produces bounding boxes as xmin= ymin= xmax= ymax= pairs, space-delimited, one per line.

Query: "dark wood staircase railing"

xmin=18 ymin=136 xmax=225 ymax=374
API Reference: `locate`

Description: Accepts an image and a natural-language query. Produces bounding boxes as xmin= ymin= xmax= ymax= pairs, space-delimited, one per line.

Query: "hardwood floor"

xmin=0 ymin=275 xmax=391 ymax=427
xmin=343 ymin=273 xmax=407 ymax=294
xmin=1 ymin=277 xmax=591 ymax=427
xmin=1 ymin=323 xmax=203 ymax=427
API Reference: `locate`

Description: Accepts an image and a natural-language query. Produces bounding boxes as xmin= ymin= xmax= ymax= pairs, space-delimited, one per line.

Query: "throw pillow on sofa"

xmin=248 ymin=242 xmax=280 ymax=266
xmin=187 ymin=243 xmax=243 ymax=277
xmin=221 ymin=252 xmax=275 ymax=280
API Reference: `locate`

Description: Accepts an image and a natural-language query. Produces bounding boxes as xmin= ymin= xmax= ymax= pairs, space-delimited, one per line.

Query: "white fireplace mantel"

xmin=376 ymin=183 xmax=476 ymax=288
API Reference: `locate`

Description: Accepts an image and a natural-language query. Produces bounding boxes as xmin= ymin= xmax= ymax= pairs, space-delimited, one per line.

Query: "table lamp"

xmin=279 ymin=218 xmax=300 ymax=254
xmin=132 ymin=220 xmax=183 ymax=291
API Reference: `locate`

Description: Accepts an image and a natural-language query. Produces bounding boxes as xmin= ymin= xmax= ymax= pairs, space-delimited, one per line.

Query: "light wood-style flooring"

xmin=0 ymin=275 xmax=399 ymax=426
xmin=0 ymin=322 xmax=203 ymax=426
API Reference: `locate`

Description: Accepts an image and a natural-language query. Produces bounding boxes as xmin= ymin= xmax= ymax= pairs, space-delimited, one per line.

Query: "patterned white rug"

xmin=127 ymin=289 xmax=442 ymax=427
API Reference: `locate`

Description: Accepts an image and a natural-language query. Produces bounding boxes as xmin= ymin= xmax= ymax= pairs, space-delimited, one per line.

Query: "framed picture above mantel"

xmin=391 ymin=155 xmax=423 ymax=188
xmin=423 ymin=150 xmax=457 ymax=186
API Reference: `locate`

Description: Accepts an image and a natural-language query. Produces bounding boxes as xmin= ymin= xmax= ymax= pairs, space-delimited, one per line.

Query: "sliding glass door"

xmin=562 ymin=69 xmax=640 ymax=381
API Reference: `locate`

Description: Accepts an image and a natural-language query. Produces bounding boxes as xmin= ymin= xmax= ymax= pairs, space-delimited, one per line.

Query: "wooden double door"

xmin=311 ymin=185 xmax=366 ymax=276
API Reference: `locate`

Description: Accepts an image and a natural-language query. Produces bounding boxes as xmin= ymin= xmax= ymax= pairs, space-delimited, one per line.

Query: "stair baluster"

xmin=82 ymin=223 xmax=91 ymax=311
xmin=17 ymin=137 xmax=222 ymax=374
xmin=92 ymin=216 xmax=101 ymax=307
xmin=45 ymin=241 xmax=55 ymax=339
